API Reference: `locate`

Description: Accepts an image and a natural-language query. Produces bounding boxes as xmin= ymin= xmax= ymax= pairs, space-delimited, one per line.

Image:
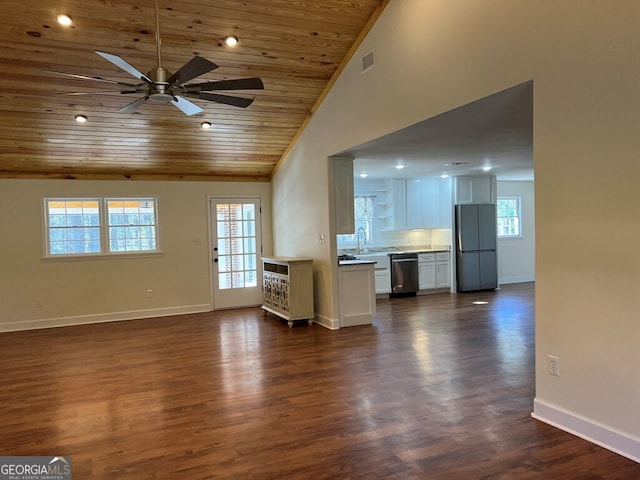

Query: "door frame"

xmin=206 ymin=195 xmax=265 ymax=310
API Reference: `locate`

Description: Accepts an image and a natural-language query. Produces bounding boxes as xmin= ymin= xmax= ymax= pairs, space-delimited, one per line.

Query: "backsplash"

xmin=338 ymin=228 xmax=452 ymax=253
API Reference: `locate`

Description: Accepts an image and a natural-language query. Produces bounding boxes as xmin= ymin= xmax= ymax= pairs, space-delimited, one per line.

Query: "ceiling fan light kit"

xmin=54 ymin=1 xmax=263 ymax=116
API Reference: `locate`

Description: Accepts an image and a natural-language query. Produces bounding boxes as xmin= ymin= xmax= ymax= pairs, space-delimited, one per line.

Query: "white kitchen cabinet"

xmin=333 ymin=157 xmax=355 ymax=234
xmin=407 ymin=178 xmax=439 ymax=229
xmin=375 ymin=270 xmax=391 ymax=294
xmin=392 ymin=178 xmax=407 ymax=230
xmin=439 ymin=177 xmax=453 ymax=228
xmin=261 ymin=257 xmax=314 ymax=327
xmin=454 ymin=175 xmax=497 ymax=204
xmin=352 ymin=253 xmax=391 ymax=294
xmin=435 ymin=252 xmax=451 ymax=288
xmin=418 ymin=251 xmax=450 ymax=291
xmin=418 ymin=256 xmax=436 ymax=289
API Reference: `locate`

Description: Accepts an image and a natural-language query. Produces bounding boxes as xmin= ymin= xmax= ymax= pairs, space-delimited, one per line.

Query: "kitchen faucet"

xmin=356 ymin=226 xmax=367 ymax=254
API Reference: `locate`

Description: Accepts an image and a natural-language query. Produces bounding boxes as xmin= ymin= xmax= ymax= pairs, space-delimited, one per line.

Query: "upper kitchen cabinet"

xmin=391 ymin=179 xmax=407 ymax=230
xmin=454 ymin=175 xmax=497 ymax=204
xmin=406 ymin=178 xmax=439 ymax=229
xmin=333 ymin=157 xmax=355 ymax=234
xmin=405 ymin=177 xmax=453 ymax=229
xmin=354 ymin=176 xmax=452 ymax=231
xmin=439 ymin=177 xmax=453 ymax=227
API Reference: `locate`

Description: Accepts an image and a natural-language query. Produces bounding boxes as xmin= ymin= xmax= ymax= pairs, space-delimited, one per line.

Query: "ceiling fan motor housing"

xmin=148 ymin=67 xmax=174 ymax=103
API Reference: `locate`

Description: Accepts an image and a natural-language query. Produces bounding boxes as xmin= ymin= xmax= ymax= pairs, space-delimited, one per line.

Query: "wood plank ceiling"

xmin=0 ymin=0 xmax=384 ymax=181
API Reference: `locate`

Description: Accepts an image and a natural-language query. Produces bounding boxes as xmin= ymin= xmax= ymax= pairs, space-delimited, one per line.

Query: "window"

xmin=46 ymin=199 xmax=101 ymax=255
xmin=107 ymin=199 xmax=157 ymax=252
xmin=337 ymin=195 xmax=375 ymax=246
xmin=216 ymin=202 xmax=258 ymax=289
xmin=44 ymin=198 xmax=159 ymax=257
xmin=497 ymin=197 xmax=521 ymax=237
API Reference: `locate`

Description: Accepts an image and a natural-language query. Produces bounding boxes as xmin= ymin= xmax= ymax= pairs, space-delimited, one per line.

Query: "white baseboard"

xmin=532 ymin=398 xmax=640 ymax=464
xmin=0 ymin=304 xmax=212 ymax=332
xmin=313 ymin=312 xmax=340 ymax=330
xmin=499 ymin=275 xmax=535 ymax=284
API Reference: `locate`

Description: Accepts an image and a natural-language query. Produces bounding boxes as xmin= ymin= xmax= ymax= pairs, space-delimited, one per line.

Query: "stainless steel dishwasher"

xmin=390 ymin=253 xmax=419 ymax=295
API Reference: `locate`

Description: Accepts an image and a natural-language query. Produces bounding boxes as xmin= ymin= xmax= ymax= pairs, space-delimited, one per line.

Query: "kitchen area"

xmin=331 ymin=82 xmax=534 ymax=329
xmin=335 ymin=159 xmax=501 ymax=327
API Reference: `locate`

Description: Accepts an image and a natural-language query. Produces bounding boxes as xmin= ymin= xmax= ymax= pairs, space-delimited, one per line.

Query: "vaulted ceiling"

xmin=1 ymin=0 xmax=385 ymax=181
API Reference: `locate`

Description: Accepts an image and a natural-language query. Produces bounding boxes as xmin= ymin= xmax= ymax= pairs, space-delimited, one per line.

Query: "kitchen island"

xmin=337 ymin=260 xmax=376 ymax=327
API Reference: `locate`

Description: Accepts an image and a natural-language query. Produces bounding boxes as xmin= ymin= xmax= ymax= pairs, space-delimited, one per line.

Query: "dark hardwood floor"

xmin=1 ymin=282 xmax=639 ymax=479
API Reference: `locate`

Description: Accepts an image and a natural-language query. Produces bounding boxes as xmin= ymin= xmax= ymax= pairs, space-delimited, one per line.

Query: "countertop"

xmin=338 ymin=259 xmax=376 ymax=266
xmin=342 ymin=248 xmax=450 ymax=256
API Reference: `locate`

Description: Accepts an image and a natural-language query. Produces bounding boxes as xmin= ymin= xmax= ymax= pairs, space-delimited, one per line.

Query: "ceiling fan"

xmin=49 ymin=1 xmax=263 ymax=116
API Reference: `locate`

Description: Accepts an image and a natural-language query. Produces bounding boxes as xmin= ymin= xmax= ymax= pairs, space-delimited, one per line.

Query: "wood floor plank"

xmin=1 ymin=283 xmax=639 ymax=478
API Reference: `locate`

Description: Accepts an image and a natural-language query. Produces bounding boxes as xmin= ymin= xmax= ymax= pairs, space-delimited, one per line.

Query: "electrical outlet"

xmin=147 ymin=289 xmax=153 ymax=298
xmin=548 ymin=355 xmax=560 ymax=376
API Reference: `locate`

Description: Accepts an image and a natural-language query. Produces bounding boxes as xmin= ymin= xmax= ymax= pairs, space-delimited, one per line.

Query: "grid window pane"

xmin=216 ymin=202 xmax=258 ymax=290
xmin=106 ymin=199 xmax=158 ymax=252
xmin=46 ymin=199 xmax=101 ymax=255
xmin=45 ymin=198 xmax=159 ymax=257
xmin=497 ymin=197 xmax=522 ymax=237
xmin=337 ymin=195 xmax=374 ymax=246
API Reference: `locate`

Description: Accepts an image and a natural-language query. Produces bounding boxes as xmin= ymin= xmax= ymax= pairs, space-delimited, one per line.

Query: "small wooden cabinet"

xmin=261 ymin=257 xmax=314 ymax=327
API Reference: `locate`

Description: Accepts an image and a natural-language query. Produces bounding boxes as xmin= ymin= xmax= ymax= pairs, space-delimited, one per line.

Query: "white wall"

xmin=497 ymin=181 xmax=535 ymax=284
xmin=0 ymin=179 xmax=272 ymax=331
xmin=272 ymin=0 xmax=640 ymax=461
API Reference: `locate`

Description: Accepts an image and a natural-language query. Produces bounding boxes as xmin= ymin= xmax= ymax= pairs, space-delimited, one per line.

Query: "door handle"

xmin=213 ymin=258 xmax=218 ymax=263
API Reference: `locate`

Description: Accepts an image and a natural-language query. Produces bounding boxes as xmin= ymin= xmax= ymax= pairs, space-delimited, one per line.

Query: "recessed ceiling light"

xmin=482 ymin=166 xmax=492 ymax=172
xmin=57 ymin=14 xmax=73 ymax=27
xmin=200 ymin=121 xmax=212 ymax=129
xmin=440 ymin=174 xmax=449 ymax=179
xmin=359 ymin=173 xmax=368 ymax=178
xmin=472 ymin=301 xmax=489 ymax=305
xmin=224 ymin=36 xmax=238 ymax=47
xmin=395 ymin=165 xmax=405 ymax=170
xmin=74 ymin=114 xmax=87 ymax=123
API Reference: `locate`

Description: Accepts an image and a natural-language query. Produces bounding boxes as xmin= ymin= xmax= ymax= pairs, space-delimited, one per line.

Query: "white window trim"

xmin=497 ymin=196 xmax=523 ymax=238
xmin=43 ymin=197 xmax=161 ymax=259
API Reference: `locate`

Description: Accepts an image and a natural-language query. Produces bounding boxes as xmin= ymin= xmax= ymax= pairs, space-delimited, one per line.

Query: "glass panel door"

xmin=211 ymin=198 xmax=262 ymax=309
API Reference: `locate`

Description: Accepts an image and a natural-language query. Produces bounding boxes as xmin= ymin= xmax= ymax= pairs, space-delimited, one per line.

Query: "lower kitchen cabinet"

xmin=375 ymin=270 xmax=391 ymax=294
xmin=261 ymin=256 xmax=314 ymax=327
xmin=418 ymin=252 xmax=450 ymax=292
xmin=435 ymin=252 xmax=451 ymax=288
xmin=418 ymin=254 xmax=436 ymax=290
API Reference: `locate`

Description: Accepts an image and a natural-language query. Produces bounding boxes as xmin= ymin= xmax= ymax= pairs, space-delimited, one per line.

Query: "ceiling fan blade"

xmin=183 ymin=77 xmax=264 ymax=93
xmin=196 ymin=92 xmax=254 ymax=108
xmin=64 ymin=90 xmax=141 ymax=96
xmin=167 ymin=56 xmax=219 ymax=87
xmin=172 ymin=95 xmax=204 ymax=116
xmin=96 ymin=51 xmax=153 ymax=84
xmin=118 ymin=96 xmax=149 ymax=113
xmin=46 ymin=70 xmax=143 ymax=89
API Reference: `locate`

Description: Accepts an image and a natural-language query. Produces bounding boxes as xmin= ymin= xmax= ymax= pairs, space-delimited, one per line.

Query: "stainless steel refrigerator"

xmin=455 ymin=204 xmax=498 ymax=292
